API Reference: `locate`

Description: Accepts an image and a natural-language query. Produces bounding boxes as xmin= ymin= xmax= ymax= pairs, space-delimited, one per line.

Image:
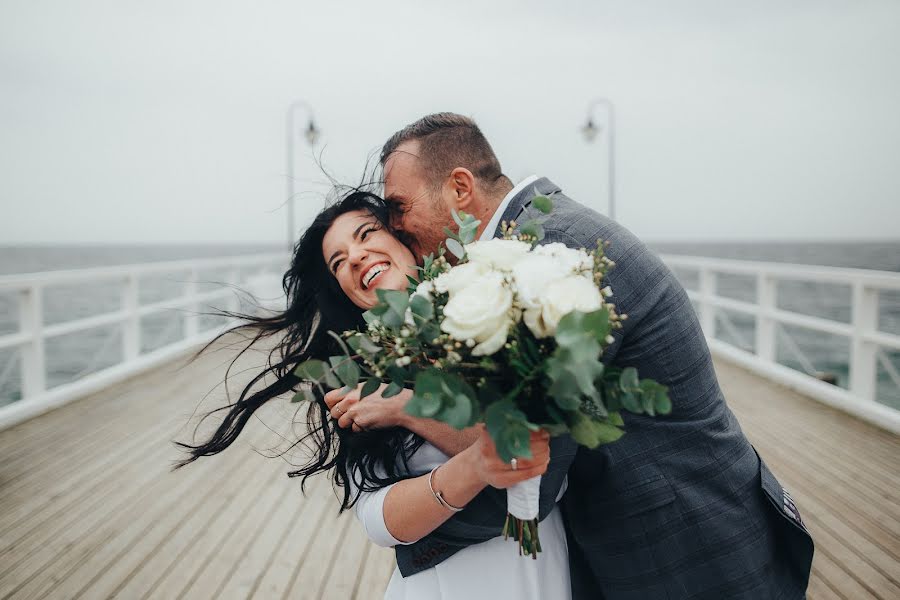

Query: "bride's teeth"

xmin=363 ymin=263 xmax=389 ymax=289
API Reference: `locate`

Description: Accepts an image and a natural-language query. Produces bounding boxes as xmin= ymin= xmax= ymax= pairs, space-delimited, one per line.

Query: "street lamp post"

xmin=581 ymin=98 xmax=616 ymax=222
xmin=285 ymin=100 xmax=320 ymax=250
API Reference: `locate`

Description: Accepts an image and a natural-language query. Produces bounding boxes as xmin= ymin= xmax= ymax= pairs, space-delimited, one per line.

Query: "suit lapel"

xmin=492 ymin=177 xmax=562 ymax=239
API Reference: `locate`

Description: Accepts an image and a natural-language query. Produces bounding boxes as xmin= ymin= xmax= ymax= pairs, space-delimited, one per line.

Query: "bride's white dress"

xmin=353 ymin=440 xmax=572 ymax=600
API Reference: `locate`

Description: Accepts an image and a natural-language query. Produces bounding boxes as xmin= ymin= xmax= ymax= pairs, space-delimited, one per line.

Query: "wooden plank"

xmin=1 ymin=335 xmax=897 ymax=600
xmin=14 ymin=435 xmax=223 ymax=600
xmin=354 ymin=545 xmax=396 ymax=600
xmin=153 ymin=462 xmax=288 ymax=599
xmin=0 ymin=415 xmax=177 ymax=537
xmin=0 ymin=434 xmax=178 ymax=597
xmin=738 ymin=413 xmax=900 ymax=547
xmin=215 ymin=476 xmax=326 ymax=600
xmin=320 ymin=513 xmax=373 ymax=600
xmin=282 ymin=509 xmax=355 ymax=599
xmin=63 ymin=447 xmax=259 ymax=599
xmin=249 ymin=476 xmax=335 ymax=599
xmin=107 ymin=448 xmax=276 ymax=598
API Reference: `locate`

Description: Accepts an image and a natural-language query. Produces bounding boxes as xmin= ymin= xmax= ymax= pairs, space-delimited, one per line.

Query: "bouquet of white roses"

xmin=293 ymin=194 xmax=671 ymax=558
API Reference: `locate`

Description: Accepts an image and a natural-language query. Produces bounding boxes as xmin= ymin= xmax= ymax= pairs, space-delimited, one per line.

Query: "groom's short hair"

xmin=381 ymin=113 xmax=506 ymax=192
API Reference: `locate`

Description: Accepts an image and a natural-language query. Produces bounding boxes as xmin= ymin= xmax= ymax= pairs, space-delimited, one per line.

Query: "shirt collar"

xmin=478 ymin=174 xmax=540 ymax=241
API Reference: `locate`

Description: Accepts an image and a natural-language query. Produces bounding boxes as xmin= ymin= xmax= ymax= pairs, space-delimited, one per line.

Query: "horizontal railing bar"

xmin=767 ymin=307 xmax=854 ymax=338
xmin=0 ymin=283 xmax=266 ymax=351
xmin=661 ymin=254 xmax=900 ymax=290
xmin=686 ymin=291 xmax=759 ymax=317
xmin=865 ymin=330 xmax=900 ymax=352
xmin=687 ymin=290 xmax=857 ymax=338
xmin=0 ymin=331 xmax=31 ymax=351
xmin=0 ymin=253 xmax=289 ymax=292
xmin=43 ymin=310 xmax=129 ymax=338
xmin=137 ymin=288 xmax=233 ymax=316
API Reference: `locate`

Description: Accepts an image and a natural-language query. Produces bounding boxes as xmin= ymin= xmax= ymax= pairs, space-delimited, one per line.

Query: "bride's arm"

xmin=353 ymin=427 xmax=550 ymax=546
xmin=325 ymin=385 xmax=479 ymax=456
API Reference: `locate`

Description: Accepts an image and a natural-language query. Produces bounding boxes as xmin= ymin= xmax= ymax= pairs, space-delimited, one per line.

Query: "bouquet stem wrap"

xmin=504 ymin=474 xmax=542 ymax=558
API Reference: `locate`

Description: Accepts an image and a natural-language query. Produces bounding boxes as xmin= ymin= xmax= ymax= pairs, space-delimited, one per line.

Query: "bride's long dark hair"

xmin=171 ymin=189 xmax=425 ymax=511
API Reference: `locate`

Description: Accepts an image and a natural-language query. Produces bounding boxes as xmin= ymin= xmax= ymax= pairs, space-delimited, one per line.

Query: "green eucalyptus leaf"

xmin=377 ymin=289 xmax=410 ymax=316
xmin=619 ymin=367 xmax=640 ymax=392
xmin=367 ymin=302 xmax=389 ymax=317
xmin=410 ymin=294 xmax=434 ymax=321
xmin=484 ymin=400 xmax=533 ymax=462
xmin=406 ymin=369 xmax=446 ymax=417
xmin=443 ymin=226 xmax=462 ymax=242
xmin=358 ymin=335 xmax=382 ymax=354
xmin=520 ymin=221 xmax=545 ymax=242
xmin=360 ymin=378 xmax=382 ymax=399
xmin=293 ymin=359 xmax=326 ymax=382
xmin=386 ymin=366 xmax=407 ymax=386
xmin=620 ymin=389 xmax=641 ymax=413
xmin=436 ymin=392 xmax=473 ymax=429
xmin=418 ymin=321 xmax=442 ymax=344
xmin=532 ymin=195 xmax=553 ymax=214
xmin=446 ymin=238 xmax=466 ymax=259
xmin=291 ymin=388 xmax=316 ymax=403
xmin=657 ymin=388 xmax=672 ymax=415
xmin=381 ymin=309 xmax=404 ymax=329
xmin=569 ymin=412 xmax=625 ymax=448
xmin=382 ymin=381 xmax=404 ymax=398
xmin=329 ymin=356 xmax=360 ymax=388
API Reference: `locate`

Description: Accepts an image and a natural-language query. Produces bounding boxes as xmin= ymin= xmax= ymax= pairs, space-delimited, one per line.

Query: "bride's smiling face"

xmin=322 ymin=209 xmax=417 ymax=309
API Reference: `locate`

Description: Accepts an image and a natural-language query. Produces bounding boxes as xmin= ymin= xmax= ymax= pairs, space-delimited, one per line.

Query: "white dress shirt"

xmin=478 ymin=175 xmax=540 ymax=241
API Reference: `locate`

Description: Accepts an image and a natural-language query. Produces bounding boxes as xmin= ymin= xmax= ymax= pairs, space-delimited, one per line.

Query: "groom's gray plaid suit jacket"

xmin=394 ymin=178 xmax=814 ymax=599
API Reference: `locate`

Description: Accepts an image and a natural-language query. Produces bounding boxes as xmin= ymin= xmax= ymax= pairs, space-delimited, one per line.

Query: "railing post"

xmin=19 ymin=285 xmax=45 ymax=398
xmin=698 ymin=268 xmax=716 ymax=337
xmin=185 ymin=268 xmax=199 ymax=339
xmin=849 ymin=283 xmax=878 ymax=401
xmin=756 ymin=274 xmax=777 ymax=361
xmin=121 ymin=274 xmax=140 ymax=360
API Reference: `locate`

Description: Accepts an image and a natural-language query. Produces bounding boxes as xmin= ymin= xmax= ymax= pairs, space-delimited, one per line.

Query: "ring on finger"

xmin=510 ymin=458 xmax=518 ymax=471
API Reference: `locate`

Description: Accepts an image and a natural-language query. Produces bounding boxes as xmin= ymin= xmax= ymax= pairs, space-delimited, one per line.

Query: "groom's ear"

xmin=447 ymin=167 xmax=476 ymax=211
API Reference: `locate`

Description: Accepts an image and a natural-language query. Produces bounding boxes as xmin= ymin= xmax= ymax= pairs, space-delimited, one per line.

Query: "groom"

xmin=372 ymin=113 xmax=814 ymax=598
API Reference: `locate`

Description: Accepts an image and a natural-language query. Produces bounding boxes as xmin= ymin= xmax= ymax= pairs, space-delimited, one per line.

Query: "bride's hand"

xmin=324 ymin=383 xmax=413 ymax=432
xmin=468 ymin=424 xmax=550 ymax=489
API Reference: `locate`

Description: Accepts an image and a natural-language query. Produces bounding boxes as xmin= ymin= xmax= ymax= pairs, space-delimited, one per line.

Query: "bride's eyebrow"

xmin=327 ymin=220 xmax=378 ymax=271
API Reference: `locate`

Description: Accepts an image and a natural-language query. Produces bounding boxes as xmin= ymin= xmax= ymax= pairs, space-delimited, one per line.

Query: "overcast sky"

xmin=2 ymin=0 xmax=898 ymax=244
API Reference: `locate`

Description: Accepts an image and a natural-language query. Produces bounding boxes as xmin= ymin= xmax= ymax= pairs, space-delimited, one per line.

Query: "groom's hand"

xmin=324 ymin=383 xmax=412 ymax=432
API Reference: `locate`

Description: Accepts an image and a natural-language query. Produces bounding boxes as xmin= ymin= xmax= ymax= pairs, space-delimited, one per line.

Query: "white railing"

xmin=0 ymin=252 xmax=291 ymax=431
xmin=661 ymin=254 xmax=900 ymax=434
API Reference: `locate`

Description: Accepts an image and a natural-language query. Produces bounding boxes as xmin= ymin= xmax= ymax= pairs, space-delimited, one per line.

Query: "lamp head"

xmin=581 ymin=118 xmax=600 ymax=142
xmin=305 ymin=120 xmax=320 ymax=146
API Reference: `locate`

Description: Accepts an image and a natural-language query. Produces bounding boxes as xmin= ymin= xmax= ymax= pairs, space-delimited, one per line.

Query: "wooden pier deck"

xmin=0 ymin=333 xmax=897 ymax=599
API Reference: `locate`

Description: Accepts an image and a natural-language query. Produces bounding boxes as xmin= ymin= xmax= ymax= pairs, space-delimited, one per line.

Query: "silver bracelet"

xmin=428 ymin=465 xmax=464 ymax=512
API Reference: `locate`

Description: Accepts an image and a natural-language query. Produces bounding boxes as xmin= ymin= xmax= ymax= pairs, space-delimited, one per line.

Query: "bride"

xmin=174 ymin=189 xmax=572 ymax=599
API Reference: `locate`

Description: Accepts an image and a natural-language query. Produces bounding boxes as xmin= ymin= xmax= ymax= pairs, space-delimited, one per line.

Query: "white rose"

xmin=412 ymin=279 xmax=434 ymax=301
xmin=441 ymin=271 xmax=513 ymax=356
xmin=510 ymin=253 xmax=568 ymax=308
xmin=523 ymin=275 xmax=604 ymax=338
xmin=464 ymin=239 xmax=532 ymax=271
xmin=433 ymin=261 xmax=490 ymax=295
xmin=533 ymin=243 xmax=594 ymax=275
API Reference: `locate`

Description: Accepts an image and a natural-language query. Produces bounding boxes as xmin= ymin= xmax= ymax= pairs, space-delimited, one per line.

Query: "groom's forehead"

xmin=384 ymin=142 xmax=426 ymax=192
